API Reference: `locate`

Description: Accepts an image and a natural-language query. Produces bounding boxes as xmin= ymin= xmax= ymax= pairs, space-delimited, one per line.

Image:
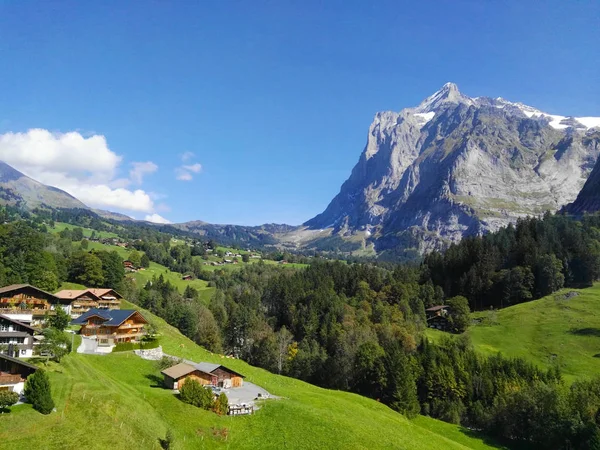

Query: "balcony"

xmin=118 ymin=323 xmax=143 ymax=329
xmin=113 ymin=332 xmax=146 ymax=339
xmin=0 ymin=372 xmax=22 ymax=385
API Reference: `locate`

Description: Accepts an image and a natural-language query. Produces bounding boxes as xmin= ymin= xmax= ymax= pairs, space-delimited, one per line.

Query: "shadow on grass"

xmin=144 ymin=373 xmax=164 ymax=388
xmin=569 ymin=327 xmax=600 ymax=337
xmin=460 ymin=428 xmax=528 ymax=450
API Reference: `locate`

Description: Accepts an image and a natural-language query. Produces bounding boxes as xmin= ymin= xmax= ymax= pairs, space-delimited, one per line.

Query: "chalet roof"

xmin=0 ymin=284 xmax=62 ymax=302
xmin=71 ymin=308 xmax=147 ymax=326
xmin=0 ymin=352 xmax=38 ymax=371
xmin=160 ymin=363 xmax=198 ymax=380
xmin=425 ymin=305 xmax=449 ymax=312
xmin=0 ymin=314 xmax=37 ymax=333
xmin=54 ymin=289 xmax=101 ymax=301
xmin=55 ymin=288 xmax=123 ymax=301
xmin=194 ymin=362 xmax=245 ymax=378
xmin=88 ymin=288 xmax=123 ymax=300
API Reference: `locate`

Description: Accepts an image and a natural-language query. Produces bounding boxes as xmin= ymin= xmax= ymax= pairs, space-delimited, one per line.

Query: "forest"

xmin=2 ymin=208 xmax=600 ymax=448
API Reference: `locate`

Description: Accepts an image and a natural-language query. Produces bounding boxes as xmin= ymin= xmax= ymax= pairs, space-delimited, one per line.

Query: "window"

xmin=20 ymin=349 xmax=26 ymax=355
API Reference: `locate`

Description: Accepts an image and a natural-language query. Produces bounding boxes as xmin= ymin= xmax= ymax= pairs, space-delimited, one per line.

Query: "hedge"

xmin=112 ymin=339 xmax=160 ymax=353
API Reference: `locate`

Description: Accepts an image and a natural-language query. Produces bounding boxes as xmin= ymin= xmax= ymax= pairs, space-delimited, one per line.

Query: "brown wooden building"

xmin=55 ymin=288 xmax=122 ymax=318
xmin=0 ymin=284 xmax=68 ymax=326
xmin=0 ymin=352 xmax=38 ymax=395
xmin=161 ymin=361 xmax=244 ymax=390
xmin=71 ymin=308 xmax=147 ymax=348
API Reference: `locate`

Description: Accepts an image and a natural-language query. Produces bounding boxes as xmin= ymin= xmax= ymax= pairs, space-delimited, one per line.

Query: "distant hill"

xmin=0 ymin=160 xmax=87 ymax=210
xmin=427 ymin=284 xmax=600 ymax=382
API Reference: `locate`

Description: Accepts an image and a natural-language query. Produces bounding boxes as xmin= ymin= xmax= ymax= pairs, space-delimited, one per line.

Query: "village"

xmin=0 ymin=283 xmax=273 ymax=416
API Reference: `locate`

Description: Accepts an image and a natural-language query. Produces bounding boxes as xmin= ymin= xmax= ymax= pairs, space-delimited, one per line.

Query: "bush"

xmin=179 ymin=379 xmax=214 ymax=409
xmin=113 ymin=339 xmax=160 ymax=353
xmin=156 ymin=356 xmax=182 ymax=371
xmin=24 ymin=369 xmax=54 ymax=414
xmin=213 ymin=392 xmax=229 ymax=415
xmin=0 ymin=390 xmax=19 ymax=411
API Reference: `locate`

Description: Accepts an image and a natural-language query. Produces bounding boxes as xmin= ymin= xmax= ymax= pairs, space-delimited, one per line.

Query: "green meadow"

xmin=426 ymin=284 xmax=600 ymax=382
xmin=0 ymin=302 xmax=500 ymax=450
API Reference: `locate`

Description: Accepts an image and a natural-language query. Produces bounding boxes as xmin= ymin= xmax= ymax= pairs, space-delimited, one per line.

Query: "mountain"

xmin=0 ymin=160 xmax=88 ymax=210
xmin=564 ymin=137 xmax=600 ymax=214
xmin=304 ymin=83 xmax=600 ymax=255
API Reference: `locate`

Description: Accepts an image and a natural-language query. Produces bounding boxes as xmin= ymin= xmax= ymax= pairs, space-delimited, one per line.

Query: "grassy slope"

xmin=0 ymin=302 xmax=500 ymax=450
xmin=50 ymin=221 xmax=120 ymax=239
xmin=427 ymin=285 xmax=600 ymax=381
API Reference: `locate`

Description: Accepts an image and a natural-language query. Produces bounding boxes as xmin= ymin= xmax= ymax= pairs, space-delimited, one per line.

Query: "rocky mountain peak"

xmin=304 ymin=84 xmax=600 ymax=256
xmin=415 ymin=82 xmax=474 ymax=113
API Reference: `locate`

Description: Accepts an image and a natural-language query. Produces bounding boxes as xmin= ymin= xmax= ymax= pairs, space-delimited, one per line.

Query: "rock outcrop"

xmin=305 ymin=83 xmax=600 ymax=253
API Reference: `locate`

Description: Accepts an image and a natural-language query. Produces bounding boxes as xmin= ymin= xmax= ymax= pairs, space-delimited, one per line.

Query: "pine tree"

xmin=24 ymin=369 xmax=55 ymax=414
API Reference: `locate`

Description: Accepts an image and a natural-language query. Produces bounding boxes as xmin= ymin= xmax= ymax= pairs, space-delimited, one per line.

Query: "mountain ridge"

xmin=304 ymin=83 xmax=600 ymax=254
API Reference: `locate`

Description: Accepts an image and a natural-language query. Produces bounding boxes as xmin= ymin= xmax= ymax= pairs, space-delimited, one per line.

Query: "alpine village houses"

xmin=55 ymin=288 xmax=122 ymax=318
xmin=71 ymin=308 xmax=148 ymax=349
xmin=0 ymin=314 xmax=37 ymax=358
xmin=0 ymin=352 xmax=38 ymax=396
xmin=0 ymin=284 xmax=71 ymax=326
xmin=161 ymin=362 xmax=245 ymax=390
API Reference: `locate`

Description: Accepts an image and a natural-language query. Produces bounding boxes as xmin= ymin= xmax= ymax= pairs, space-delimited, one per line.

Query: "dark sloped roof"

xmin=194 ymin=362 xmax=245 ymax=378
xmin=0 ymin=284 xmax=63 ymax=302
xmin=0 ymin=352 xmax=38 ymax=371
xmin=71 ymin=308 xmax=147 ymax=326
xmin=0 ymin=314 xmax=37 ymax=332
xmin=425 ymin=305 xmax=449 ymax=312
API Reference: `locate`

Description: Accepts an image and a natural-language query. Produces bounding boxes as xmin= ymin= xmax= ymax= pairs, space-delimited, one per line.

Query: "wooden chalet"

xmin=0 ymin=352 xmax=38 ymax=395
xmin=426 ymin=305 xmax=451 ymax=331
xmin=122 ymin=260 xmax=139 ymax=273
xmin=161 ymin=361 xmax=244 ymax=390
xmin=0 ymin=315 xmax=37 ymax=358
xmin=0 ymin=284 xmax=68 ymax=326
xmin=55 ymin=288 xmax=122 ymax=318
xmin=71 ymin=308 xmax=148 ymax=348
xmin=182 ymin=274 xmax=193 ymax=281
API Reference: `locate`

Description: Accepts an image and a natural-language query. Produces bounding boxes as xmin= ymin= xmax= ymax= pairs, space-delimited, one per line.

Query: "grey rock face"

xmin=0 ymin=160 xmax=87 ymax=210
xmin=305 ymin=84 xmax=600 ymax=252
xmin=564 ymin=132 xmax=600 ymax=214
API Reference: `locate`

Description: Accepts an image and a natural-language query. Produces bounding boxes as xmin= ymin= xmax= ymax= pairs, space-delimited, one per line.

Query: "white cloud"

xmin=175 ymin=154 xmax=202 ymax=181
xmin=181 ymin=151 xmax=195 ymax=162
xmin=182 ymin=163 xmax=202 ymax=173
xmin=175 ymin=169 xmax=193 ymax=181
xmin=0 ymin=128 xmax=163 ymax=214
xmin=129 ymin=161 xmax=158 ymax=185
xmin=144 ymin=213 xmax=172 ymax=224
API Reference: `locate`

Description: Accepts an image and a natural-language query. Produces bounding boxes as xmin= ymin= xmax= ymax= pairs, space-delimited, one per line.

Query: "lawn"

xmin=426 ymin=284 xmax=600 ymax=382
xmin=0 ymin=302 xmax=501 ymax=450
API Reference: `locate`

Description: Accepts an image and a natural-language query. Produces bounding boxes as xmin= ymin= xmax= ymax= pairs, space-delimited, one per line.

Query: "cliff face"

xmin=564 ymin=133 xmax=600 ymax=214
xmin=305 ymin=83 xmax=600 ymax=252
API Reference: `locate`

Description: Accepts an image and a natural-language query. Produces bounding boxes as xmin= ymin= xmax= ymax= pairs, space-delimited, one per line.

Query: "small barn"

xmin=161 ymin=361 xmax=245 ymax=390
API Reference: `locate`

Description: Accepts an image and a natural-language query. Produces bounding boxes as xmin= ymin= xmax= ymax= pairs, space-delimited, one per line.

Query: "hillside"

xmin=0 ymin=161 xmax=87 ymax=210
xmin=427 ymin=284 xmax=600 ymax=381
xmin=0 ymin=302 xmax=500 ymax=450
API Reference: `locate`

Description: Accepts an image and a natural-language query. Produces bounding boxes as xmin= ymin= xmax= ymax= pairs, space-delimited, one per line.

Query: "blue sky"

xmin=0 ymin=1 xmax=598 ymax=225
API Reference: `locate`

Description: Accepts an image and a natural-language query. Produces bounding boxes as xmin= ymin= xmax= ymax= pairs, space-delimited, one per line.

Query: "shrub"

xmin=0 ymin=390 xmax=19 ymax=411
xmin=159 ymin=429 xmax=175 ymax=449
xmin=179 ymin=379 xmax=213 ymax=409
xmin=213 ymin=392 xmax=229 ymax=415
xmin=24 ymin=369 xmax=54 ymax=414
xmin=156 ymin=356 xmax=182 ymax=371
xmin=113 ymin=339 xmax=160 ymax=353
